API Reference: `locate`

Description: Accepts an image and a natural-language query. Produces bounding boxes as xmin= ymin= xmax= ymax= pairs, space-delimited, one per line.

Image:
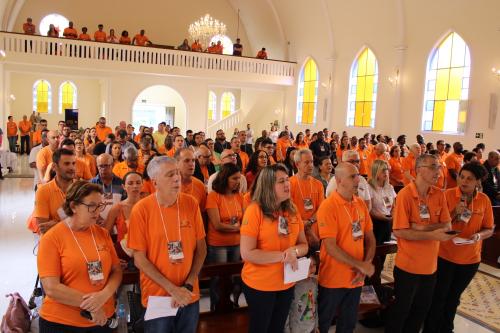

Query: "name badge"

xmin=460 ymin=208 xmax=472 ymax=224
xmin=168 ymin=241 xmax=184 ymax=264
xmin=278 ymin=215 xmax=290 ymax=236
xmin=303 ymin=198 xmax=314 ymax=211
xmin=320 ymin=146 xmax=325 ymax=152
xmin=230 ymin=216 xmax=239 ymax=225
xmin=419 ymin=204 xmax=430 ymax=220
xmin=352 ymin=220 xmax=363 ymax=240
xmin=87 ymin=260 xmax=104 ymax=285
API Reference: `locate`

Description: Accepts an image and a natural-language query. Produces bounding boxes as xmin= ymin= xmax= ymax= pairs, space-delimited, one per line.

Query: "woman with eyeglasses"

xmin=240 ymin=164 xmax=308 ymax=333
xmin=423 ymin=161 xmax=494 ymax=333
xmin=245 ymin=150 xmax=269 ymax=189
xmin=75 ymin=138 xmax=97 ymax=178
xmin=37 ymin=181 xmax=122 ymax=332
xmin=368 ymin=160 xmax=396 ymax=246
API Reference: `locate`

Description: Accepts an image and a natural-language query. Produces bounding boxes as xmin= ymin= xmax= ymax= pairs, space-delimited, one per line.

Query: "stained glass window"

xmin=422 ymin=32 xmax=470 ymax=133
xmin=59 ymin=81 xmax=77 ymax=114
xmin=346 ymin=48 xmax=378 ymax=127
xmin=296 ymin=58 xmax=318 ymax=124
xmin=33 ymin=80 xmax=51 ymax=114
xmin=221 ymin=92 xmax=235 ymax=119
xmin=208 ymin=91 xmax=217 ymax=121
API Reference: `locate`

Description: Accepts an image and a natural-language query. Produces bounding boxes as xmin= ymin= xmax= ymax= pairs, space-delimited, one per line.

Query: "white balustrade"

xmin=207 ymin=109 xmax=242 ymax=138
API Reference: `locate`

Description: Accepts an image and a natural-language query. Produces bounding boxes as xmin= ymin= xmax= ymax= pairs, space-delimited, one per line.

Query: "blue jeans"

xmin=8 ymin=136 xmax=17 ymax=152
xmin=318 ymin=286 xmax=362 ymax=333
xmin=144 ymin=301 xmax=199 ymax=333
xmin=207 ymin=245 xmax=241 ymax=310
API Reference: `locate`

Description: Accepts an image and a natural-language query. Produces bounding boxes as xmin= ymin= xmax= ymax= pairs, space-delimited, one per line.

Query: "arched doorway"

xmin=131 ymin=85 xmax=187 ymax=131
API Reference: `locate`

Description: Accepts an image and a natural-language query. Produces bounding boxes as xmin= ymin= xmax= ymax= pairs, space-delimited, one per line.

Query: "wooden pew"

xmin=481 ymin=205 xmax=500 ymax=267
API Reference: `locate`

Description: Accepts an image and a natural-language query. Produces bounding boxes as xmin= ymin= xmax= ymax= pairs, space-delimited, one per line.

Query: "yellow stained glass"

xmin=437 ymin=36 xmax=452 ymax=69
xmin=354 ymin=102 xmax=364 ymax=126
xmin=36 ymin=81 xmax=49 ymax=113
xmin=221 ymin=92 xmax=234 ymax=119
xmin=432 ymin=101 xmax=446 ymax=131
xmin=61 ymin=82 xmax=74 ymax=112
xmin=357 ymin=50 xmax=368 ymax=76
xmin=435 ymin=69 xmax=450 ymax=100
xmin=448 ymin=68 xmax=463 ymax=100
xmin=364 ymin=75 xmax=374 ymax=100
xmin=458 ymin=111 xmax=466 ymax=123
xmin=208 ymin=91 xmax=216 ymax=121
xmin=366 ymin=51 xmax=376 ymax=75
xmin=298 ymin=58 xmax=318 ymax=125
xmin=362 ymin=102 xmax=372 ymax=126
xmin=356 ymin=76 xmax=366 ymax=101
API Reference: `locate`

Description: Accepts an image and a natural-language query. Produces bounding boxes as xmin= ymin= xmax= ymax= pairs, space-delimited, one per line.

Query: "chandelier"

xmin=188 ymin=14 xmax=227 ymax=50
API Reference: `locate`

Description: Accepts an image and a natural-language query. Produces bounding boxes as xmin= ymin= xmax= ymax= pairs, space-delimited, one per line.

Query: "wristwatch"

xmin=183 ymin=283 xmax=193 ymax=292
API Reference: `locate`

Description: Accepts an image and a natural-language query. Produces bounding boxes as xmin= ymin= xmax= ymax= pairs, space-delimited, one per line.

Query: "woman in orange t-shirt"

xmin=240 ymin=164 xmax=308 ymax=333
xmin=388 ymin=145 xmax=405 ymax=187
xmin=37 ymin=181 xmax=122 ymax=331
xmin=75 ymin=138 xmax=97 ymax=177
xmin=424 ymin=161 xmax=494 ymax=333
xmin=276 ymin=131 xmax=291 ymax=162
xmin=293 ymin=132 xmax=309 ymax=150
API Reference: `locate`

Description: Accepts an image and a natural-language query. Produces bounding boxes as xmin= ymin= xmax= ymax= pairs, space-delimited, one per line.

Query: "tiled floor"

xmin=0 ymin=174 xmax=497 ymax=333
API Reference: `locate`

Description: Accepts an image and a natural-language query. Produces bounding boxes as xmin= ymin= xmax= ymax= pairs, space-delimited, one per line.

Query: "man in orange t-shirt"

xmin=231 ymin=137 xmax=249 ymax=172
xmin=176 ymin=148 xmax=207 ymax=212
xmin=32 ymin=119 xmax=48 ymax=147
xmin=132 ymin=30 xmax=149 ymax=46
xmin=94 ymin=24 xmax=106 ymax=42
xmin=23 ymin=17 xmax=35 ymax=34
xmin=128 ymin=156 xmax=206 ymax=331
xmin=317 ymin=162 xmax=375 ymax=333
xmin=445 ymin=142 xmax=464 ymax=189
xmin=191 ymin=39 xmax=202 ymax=52
xmin=276 ymin=132 xmax=291 ymax=162
xmin=6 ymin=116 xmax=18 ymax=152
xmin=18 ymin=115 xmax=32 ymax=155
xmin=357 ymin=137 xmax=369 ymax=177
xmin=95 ymin=117 xmax=112 ymax=142
xmin=78 ymin=27 xmax=91 ymax=41
xmin=256 ymin=47 xmax=268 ymax=59
xmin=112 ymin=147 xmax=143 ymax=179
xmin=290 ymin=149 xmax=324 ymax=250
xmin=366 ymin=143 xmax=390 ymax=178
xmin=36 ymin=130 xmax=59 ymax=183
xmin=63 ymin=21 xmax=78 ymax=39
xmin=401 ymin=143 xmax=421 ymax=185
xmin=386 ymin=154 xmax=454 ymax=333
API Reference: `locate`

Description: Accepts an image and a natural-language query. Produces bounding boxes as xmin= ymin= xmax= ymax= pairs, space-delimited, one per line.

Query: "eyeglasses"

xmin=78 ymin=202 xmax=107 ymax=213
xmin=258 ymin=155 xmax=268 ymax=159
xmin=420 ymin=164 xmax=440 ymax=171
xmin=222 ymin=153 xmax=237 ymax=159
xmin=97 ymin=164 xmax=112 ymax=169
xmin=348 ymin=159 xmax=360 ymax=164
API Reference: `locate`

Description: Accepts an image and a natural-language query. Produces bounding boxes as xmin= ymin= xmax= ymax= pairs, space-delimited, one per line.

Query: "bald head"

xmin=96 ymin=153 xmax=113 ymax=165
xmin=487 ymin=150 xmax=499 ymax=167
xmin=47 ymin=130 xmax=59 ymax=149
xmin=96 ymin=153 xmax=114 ymax=179
xmin=375 ymin=143 xmax=386 ymax=155
xmin=335 ymin=162 xmax=358 ymax=181
xmin=335 ymin=162 xmax=360 ymax=197
xmin=196 ymin=145 xmax=212 ymax=166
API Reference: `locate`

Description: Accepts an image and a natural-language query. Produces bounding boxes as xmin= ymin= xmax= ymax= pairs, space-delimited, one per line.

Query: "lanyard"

xmin=297 ymin=177 xmax=313 ymax=200
xmin=343 ymin=202 xmax=360 ymax=223
xmin=65 ymin=221 xmax=101 ymax=264
xmin=155 ymin=192 xmax=181 ymax=243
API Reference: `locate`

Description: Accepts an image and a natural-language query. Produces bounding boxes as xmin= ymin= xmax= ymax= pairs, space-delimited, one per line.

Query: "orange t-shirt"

xmin=78 ymin=33 xmax=91 ymax=41
xmin=336 ymin=148 xmax=345 ymax=160
xmin=439 ymin=189 xmax=494 ymax=264
xmin=293 ymin=142 xmax=308 ymax=150
xmin=7 ymin=121 xmax=17 ymax=136
xmin=367 ymin=152 xmax=389 ymax=178
xmin=134 ymin=34 xmax=149 ymax=46
xmin=33 ymin=179 xmax=67 ymax=223
xmin=19 ymin=120 xmax=31 ymax=136
xmin=357 ymin=148 xmax=369 ymax=176
xmin=435 ymin=159 xmax=448 ymax=190
xmin=141 ymin=179 xmax=156 ymax=196
xmin=200 ymin=165 xmax=209 ymax=183
xmin=191 ymin=42 xmax=202 ymax=51
xmin=445 ymin=153 xmax=463 ymax=189
xmin=33 ymin=130 xmax=42 ymax=146
xmin=393 ymin=182 xmax=451 ymax=274
xmin=119 ymin=36 xmax=131 ymax=44
xmin=38 ymin=222 xmax=119 ymax=327
xmin=317 ymin=192 xmax=373 ymax=289
xmin=206 ymin=192 xmax=243 ymax=246
xmin=181 ymin=177 xmax=207 ymax=212
xmin=243 ymin=192 xmax=252 ymax=210
xmin=95 ymin=126 xmax=112 ymax=142
xmin=389 ymin=157 xmax=405 ymax=186
xmin=112 ymin=161 xmax=144 ymax=180
xmin=63 ymin=27 xmax=78 ymax=39
xmin=75 ymin=159 xmax=93 ymax=180
xmin=289 ymin=175 xmax=324 ymax=237
xmin=269 ymin=156 xmax=276 ymax=165
xmin=36 ymin=146 xmax=55 ymax=177
xmin=238 ymin=151 xmax=250 ymax=172
xmin=77 ymin=154 xmax=97 ymax=177
xmin=166 ymin=148 xmax=176 ymax=158
xmin=127 ymin=193 xmax=205 ymax=307
xmin=240 ymin=203 xmax=304 ymax=291
xmin=94 ymin=30 xmax=107 ymax=42
xmin=276 ymin=138 xmax=291 ymax=162
xmin=401 ymin=153 xmax=417 ymax=185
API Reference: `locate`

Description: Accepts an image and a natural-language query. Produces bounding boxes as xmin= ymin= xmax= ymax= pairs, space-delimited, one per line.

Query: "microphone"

xmin=80 ymin=310 xmax=118 ymax=329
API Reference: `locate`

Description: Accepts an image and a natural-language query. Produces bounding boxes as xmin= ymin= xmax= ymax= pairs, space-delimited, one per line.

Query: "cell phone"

xmin=445 ymin=230 xmax=461 ymax=235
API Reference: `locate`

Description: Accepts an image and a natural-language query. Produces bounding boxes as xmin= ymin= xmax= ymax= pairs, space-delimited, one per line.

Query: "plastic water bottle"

xmin=117 ymin=303 xmax=128 ymax=333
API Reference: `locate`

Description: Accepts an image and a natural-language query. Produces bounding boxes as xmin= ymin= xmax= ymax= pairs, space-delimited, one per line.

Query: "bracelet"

xmin=295 ymin=248 xmax=299 ymax=256
xmin=183 ymin=283 xmax=193 ymax=292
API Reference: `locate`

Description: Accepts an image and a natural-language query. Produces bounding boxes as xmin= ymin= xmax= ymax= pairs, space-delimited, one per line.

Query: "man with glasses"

xmin=91 ymin=153 xmax=124 ymax=221
xmin=207 ymin=149 xmax=247 ymax=193
xmin=194 ymin=144 xmax=215 ymax=184
xmin=96 ymin=117 xmax=113 ymax=142
xmin=386 ymin=154 xmax=454 ymax=333
xmin=33 ymin=148 xmax=76 ymax=234
xmin=326 ymin=150 xmax=371 ymax=210
xmin=214 ymin=129 xmax=230 ymax=154
xmin=259 ymin=138 xmax=276 ymax=165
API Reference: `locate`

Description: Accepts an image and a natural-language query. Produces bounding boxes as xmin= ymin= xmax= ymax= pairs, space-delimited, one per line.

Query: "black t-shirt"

xmin=93 ymin=142 xmax=107 ymax=156
xmin=233 ymin=43 xmax=242 ymax=56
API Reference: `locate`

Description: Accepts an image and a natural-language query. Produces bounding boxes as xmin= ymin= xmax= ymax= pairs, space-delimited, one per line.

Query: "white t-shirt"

xmin=325 ymin=175 xmax=371 ymax=203
xmin=246 ymin=129 xmax=254 ymax=145
xmin=368 ymin=182 xmax=397 ymax=217
xmin=29 ymin=144 xmax=42 ymax=189
xmin=207 ymin=171 xmax=247 ymax=194
xmin=269 ymin=131 xmax=279 ymax=144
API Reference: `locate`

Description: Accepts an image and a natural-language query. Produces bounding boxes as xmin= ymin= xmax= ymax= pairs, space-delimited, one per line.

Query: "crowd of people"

xmin=22 ymin=17 xmax=270 ymax=59
xmin=4 ymin=113 xmax=498 ymax=333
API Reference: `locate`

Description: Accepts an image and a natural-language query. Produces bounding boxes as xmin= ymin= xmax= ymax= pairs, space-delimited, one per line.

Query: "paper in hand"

xmin=284 ymin=257 xmax=311 ymax=284
xmin=144 ymin=296 xmax=179 ymax=321
xmin=452 ymin=237 xmax=475 ymax=245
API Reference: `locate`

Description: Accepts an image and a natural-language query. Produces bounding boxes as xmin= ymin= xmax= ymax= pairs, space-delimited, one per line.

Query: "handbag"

xmin=1 ymin=292 xmax=31 ymax=333
xmin=28 ymin=275 xmax=42 ymax=310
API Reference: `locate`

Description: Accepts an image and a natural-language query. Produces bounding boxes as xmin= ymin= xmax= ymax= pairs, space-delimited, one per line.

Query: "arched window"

xmin=210 ymin=35 xmax=233 ymax=55
xmin=208 ymin=91 xmax=217 ymax=121
xmin=421 ymin=32 xmax=470 ymax=133
xmin=33 ymin=80 xmax=52 ymax=114
xmin=59 ymin=81 xmax=77 ymax=114
xmin=39 ymin=13 xmax=69 ymax=36
xmin=296 ymin=58 xmax=319 ymax=125
xmin=346 ymin=47 xmax=378 ymax=128
xmin=221 ymin=92 xmax=235 ymax=119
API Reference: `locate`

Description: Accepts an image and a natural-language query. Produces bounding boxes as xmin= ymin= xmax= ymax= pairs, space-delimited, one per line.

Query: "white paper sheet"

xmin=452 ymin=237 xmax=475 ymax=245
xmin=144 ymin=296 xmax=179 ymax=321
xmin=284 ymin=257 xmax=311 ymax=284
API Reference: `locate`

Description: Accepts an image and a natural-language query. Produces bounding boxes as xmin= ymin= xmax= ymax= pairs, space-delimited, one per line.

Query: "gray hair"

xmin=147 ymin=156 xmax=177 ymax=180
xmin=415 ymin=154 xmax=438 ymax=171
xmin=123 ymin=146 xmax=138 ymax=160
xmin=293 ymin=148 xmax=312 ymax=163
xmin=174 ymin=147 xmax=193 ymax=160
xmin=342 ymin=150 xmax=360 ymax=162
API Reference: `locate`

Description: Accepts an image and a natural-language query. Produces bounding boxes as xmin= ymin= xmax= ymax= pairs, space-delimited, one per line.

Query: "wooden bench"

xmin=481 ymin=205 xmax=500 ymax=267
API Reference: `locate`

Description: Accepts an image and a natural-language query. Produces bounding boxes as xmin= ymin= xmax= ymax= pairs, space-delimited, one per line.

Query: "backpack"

xmin=1 ymin=293 xmax=31 ymax=333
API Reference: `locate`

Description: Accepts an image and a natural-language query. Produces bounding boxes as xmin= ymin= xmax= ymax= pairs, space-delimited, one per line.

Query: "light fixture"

xmin=491 ymin=67 xmax=500 ymax=79
xmin=0 ymin=50 xmax=6 ymax=60
xmin=188 ymin=14 xmax=226 ymax=50
xmin=388 ymin=68 xmax=400 ymax=87
xmin=9 ymin=94 xmax=15 ymax=101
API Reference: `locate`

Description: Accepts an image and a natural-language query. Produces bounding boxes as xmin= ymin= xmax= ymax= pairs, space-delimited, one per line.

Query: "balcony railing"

xmin=0 ymin=31 xmax=296 ymax=84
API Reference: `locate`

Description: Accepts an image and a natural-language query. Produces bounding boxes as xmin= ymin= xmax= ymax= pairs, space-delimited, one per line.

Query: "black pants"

xmin=39 ymin=316 xmax=112 ymax=333
xmin=20 ymin=135 xmax=30 ymax=154
xmin=423 ymin=257 xmax=479 ymax=333
xmin=372 ymin=218 xmax=392 ymax=245
xmin=385 ymin=266 xmax=436 ymax=333
xmin=318 ymin=286 xmax=362 ymax=333
xmin=242 ymin=282 xmax=294 ymax=333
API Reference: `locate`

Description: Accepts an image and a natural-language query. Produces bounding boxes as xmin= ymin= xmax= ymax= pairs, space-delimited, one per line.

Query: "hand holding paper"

xmin=284 ymin=257 xmax=311 ymax=284
xmin=144 ymin=296 xmax=179 ymax=321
